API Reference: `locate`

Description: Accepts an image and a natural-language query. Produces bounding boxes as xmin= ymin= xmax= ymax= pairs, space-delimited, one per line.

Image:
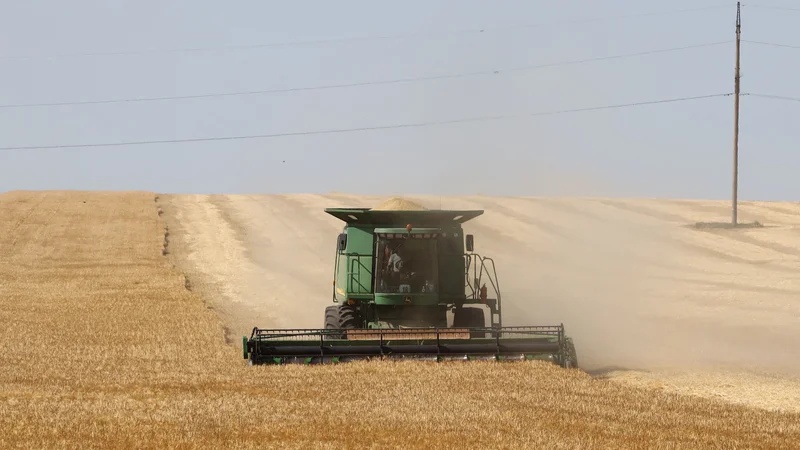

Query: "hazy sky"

xmin=0 ymin=1 xmax=797 ymax=200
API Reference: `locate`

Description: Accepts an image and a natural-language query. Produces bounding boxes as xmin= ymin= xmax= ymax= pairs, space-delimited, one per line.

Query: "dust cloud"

xmin=497 ymin=203 xmax=800 ymax=376
xmin=496 ymin=205 xmax=685 ymax=371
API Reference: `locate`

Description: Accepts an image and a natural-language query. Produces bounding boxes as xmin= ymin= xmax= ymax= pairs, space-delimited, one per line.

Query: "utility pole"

xmin=732 ymin=2 xmax=741 ymax=225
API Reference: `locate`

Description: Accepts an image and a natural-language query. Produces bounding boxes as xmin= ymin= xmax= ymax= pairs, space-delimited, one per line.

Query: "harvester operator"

xmin=386 ymin=243 xmax=405 ymax=274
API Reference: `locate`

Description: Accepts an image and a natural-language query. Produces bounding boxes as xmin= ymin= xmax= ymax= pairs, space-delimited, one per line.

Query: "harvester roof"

xmin=325 ymin=208 xmax=483 ymax=226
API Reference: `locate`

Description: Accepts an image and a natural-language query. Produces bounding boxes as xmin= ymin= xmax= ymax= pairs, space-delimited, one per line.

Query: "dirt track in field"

xmin=163 ymin=193 xmax=800 ymax=413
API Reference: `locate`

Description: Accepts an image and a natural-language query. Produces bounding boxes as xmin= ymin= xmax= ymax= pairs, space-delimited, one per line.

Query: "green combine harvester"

xmin=242 ymin=203 xmax=578 ymax=368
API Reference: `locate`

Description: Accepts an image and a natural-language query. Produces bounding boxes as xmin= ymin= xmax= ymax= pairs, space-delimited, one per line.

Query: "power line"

xmin=745 ymin=93 xmax=800 ymax=102
xmin=489 ymin=4 xmax=731 ymax=30
xmin=0 ymin=93 xmax=732 ymax=151
xmin=506 ymin=41 xmax=729 ymax=73
xmin=744 ymin=3 xmax=800 ymax=13
xmin=0 ymin=4 xmax=731 ymax=60
xmin=743 ymin=40 xmax=800 ymax=50
xmin=0 ymin=31 xmax=483 ymax=61
xmin=0 ymin=41 xmax=730 ymax=110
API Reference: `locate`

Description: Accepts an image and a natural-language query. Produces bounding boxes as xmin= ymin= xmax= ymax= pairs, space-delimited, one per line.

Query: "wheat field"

xmin=1 ymin=190 xmax=799 ymax=449
xmin=163 ymin=193 xmax=800 ymax=412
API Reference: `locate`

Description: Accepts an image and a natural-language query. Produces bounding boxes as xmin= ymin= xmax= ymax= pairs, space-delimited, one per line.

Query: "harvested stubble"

xmin=0 ymin=191 xmax=798 ymax=449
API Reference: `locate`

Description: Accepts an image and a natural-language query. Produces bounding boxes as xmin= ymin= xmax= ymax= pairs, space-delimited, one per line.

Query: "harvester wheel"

xmin=564 ymin=337 xmax=579 ymax=369
xmin=324 ymin=305 xmax=358 ymax=340
xmin=452 ymin=307 xmax=486 ymax=338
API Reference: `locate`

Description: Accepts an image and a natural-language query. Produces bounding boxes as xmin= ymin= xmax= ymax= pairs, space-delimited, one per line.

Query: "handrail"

xmin=479 ymin=256 xmax=501 ymax=328
xmin=346 ymin=252 xmax=373 ymax=294
xmin=464 ymin=252 xmax=502 ymax=326
xmin=465 ymin=254 xmax=475 ymax=297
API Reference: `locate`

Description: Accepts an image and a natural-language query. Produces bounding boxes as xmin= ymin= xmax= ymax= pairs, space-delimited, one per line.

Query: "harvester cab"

xmin=243 ymin=206 xmax=578 ymax=368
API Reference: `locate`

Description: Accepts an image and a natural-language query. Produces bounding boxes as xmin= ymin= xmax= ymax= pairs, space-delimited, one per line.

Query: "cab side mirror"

xmin=465 ymin=234 xmax=474 ymax=252
xmin=337 ymin=233 xmax=347 ymax=251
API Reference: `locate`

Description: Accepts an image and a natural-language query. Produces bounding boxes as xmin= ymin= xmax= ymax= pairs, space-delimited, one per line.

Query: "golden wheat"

xmin=0 ymin=190 xmax=798 ymax=449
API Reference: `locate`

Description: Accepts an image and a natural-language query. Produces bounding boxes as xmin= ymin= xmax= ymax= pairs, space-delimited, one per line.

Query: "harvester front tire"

xmin=564 ymin=337 xmax=579 ymax=369
xmin=324 ymin=305 xmax=358 ymax=340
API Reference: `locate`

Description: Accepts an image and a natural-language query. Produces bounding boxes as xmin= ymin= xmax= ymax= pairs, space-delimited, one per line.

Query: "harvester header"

xmin=243 ymin=199 xmax=578 ymax=368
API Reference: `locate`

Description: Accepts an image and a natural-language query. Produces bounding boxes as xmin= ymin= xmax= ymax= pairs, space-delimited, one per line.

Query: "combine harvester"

xmin=243 ymin=199 xmax=578 ymax=368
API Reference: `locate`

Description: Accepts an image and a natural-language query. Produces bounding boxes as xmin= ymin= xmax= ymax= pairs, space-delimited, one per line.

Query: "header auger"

xmin=243 ymin=201 xmax=578 ymax=368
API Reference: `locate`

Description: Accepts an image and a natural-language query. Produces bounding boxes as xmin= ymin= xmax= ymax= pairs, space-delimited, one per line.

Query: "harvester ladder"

xmin=346 ymin=253 xmax=373 ymax=294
